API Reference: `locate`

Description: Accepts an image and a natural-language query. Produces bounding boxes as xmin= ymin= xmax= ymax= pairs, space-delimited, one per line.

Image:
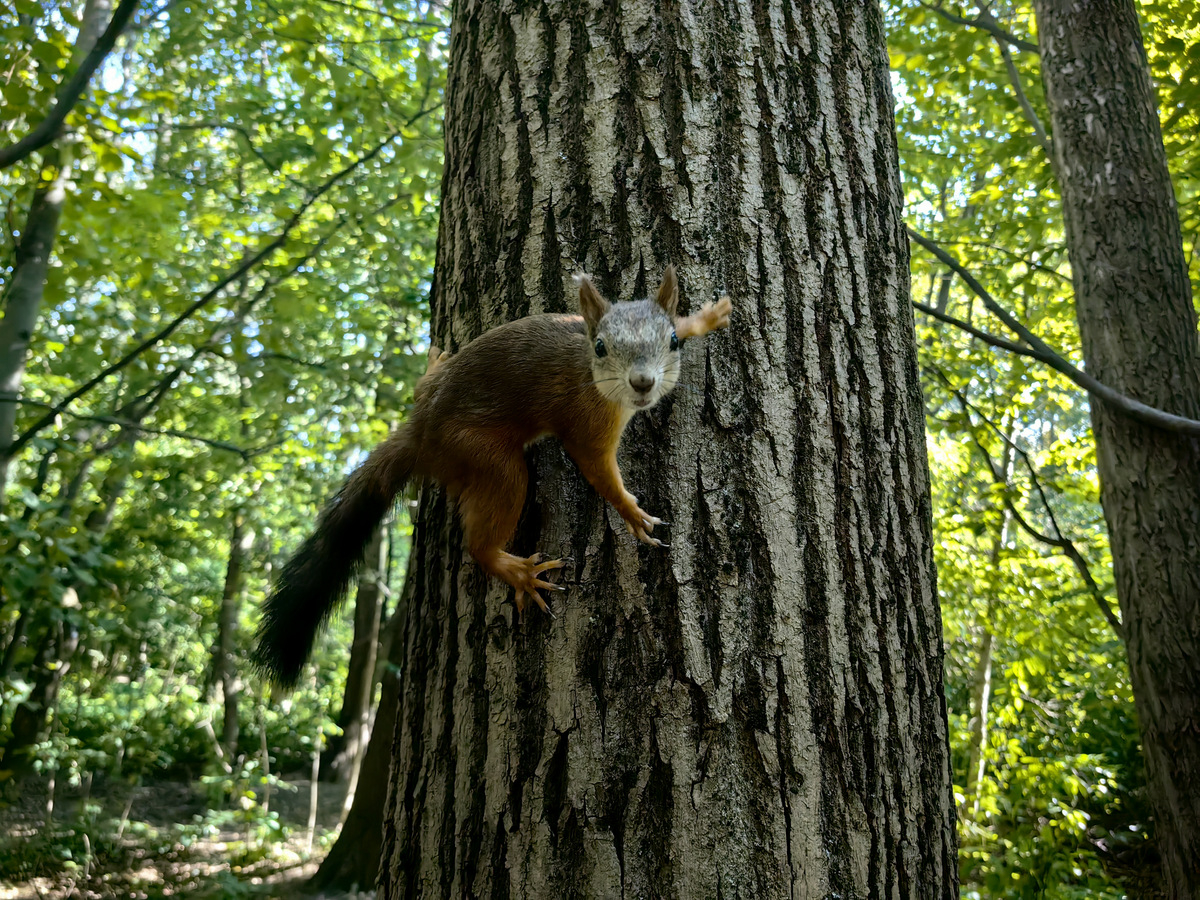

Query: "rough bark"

xmin=1032 ymin=2 xmax=1200 ymax=896
xmin=321 ymin=523 xmax=386 ymax=783
xmin=378 ymin=1 xmax=956 ymax=897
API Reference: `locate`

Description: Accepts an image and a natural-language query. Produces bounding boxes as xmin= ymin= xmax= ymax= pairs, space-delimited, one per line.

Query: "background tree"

xmin=1033 ymin=1 xmax=1200 ymax=894
xmin=0 ymin=0 xmax=444 ymax=889
xmin=890 ymin=0 xmax=1200 ymax=895
xmin=377 ymin=0 xmax=956 ymax=897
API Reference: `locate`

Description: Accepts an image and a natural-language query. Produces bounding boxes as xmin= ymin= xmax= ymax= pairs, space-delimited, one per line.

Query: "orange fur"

xmin=362 ymin=275 xmax=732 ymax=613
xmin=675 ymin=295 xmax=732 ymax=341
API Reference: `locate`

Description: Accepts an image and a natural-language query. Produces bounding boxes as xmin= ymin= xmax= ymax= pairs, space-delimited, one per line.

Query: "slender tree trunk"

xmin=0 ymin=161 xmax=69 ymax=505
xmin=0 ymin=441 xmax=136 ymax=764
xmin=311 ymin=584 xmax=410 ymax=892
xmin=215 ymin=510 xmax=252 ymax=762
xmin=321 ymin=522 xmax=386 ymax=783
xmin=962 ymin=435 xmax=1014 ymax=814
xmin=1033 ymin=2 xmax=1200 ymax=895
xmin=0 ymin=620 xmax=80 ymax=775
xmin=962 ymin=628 xmax=994 ymax=813
xmin=378 ymin=1 xmax=956 ymax=897
xmin=0 ymin=0 xmax=114 ymax=506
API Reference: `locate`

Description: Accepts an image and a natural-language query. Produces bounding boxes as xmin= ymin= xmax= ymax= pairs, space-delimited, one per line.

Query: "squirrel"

xmin=252 ymin=266 xmax=732 ymax=686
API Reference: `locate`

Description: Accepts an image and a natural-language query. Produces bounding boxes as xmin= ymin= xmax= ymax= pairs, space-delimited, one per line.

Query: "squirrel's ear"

xmin=575 ymin=274 xmax=610 ymax=332
xmin=654 ymin=265 xmax=679 ymax=317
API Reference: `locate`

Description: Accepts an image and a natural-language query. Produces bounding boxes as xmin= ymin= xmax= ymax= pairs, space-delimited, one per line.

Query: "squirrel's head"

xmin=576 ymin=267 xmax=681 ymax=413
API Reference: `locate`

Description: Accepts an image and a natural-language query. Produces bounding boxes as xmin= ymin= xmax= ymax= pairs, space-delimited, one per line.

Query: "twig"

xmin=913 ymin=300 xmax=1043 ymax=360
xmin=909 ymin=227 xmax=1200 ymax=436
xmin=0 ymin=0 xmax=142 ymax=169
xmin=312 ymin=0 xmax=445 ymax=26
xmin=987 ymin=9 xmax=1053 ymax=160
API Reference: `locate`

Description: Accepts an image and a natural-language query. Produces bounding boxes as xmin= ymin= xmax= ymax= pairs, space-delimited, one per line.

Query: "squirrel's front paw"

xmin=703 ymin=295 xmax=733 ymax=332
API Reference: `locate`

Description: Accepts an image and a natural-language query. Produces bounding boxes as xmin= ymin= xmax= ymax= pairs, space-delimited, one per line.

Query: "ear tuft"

xmin=575 ymin=273 xmax=610 ymax=332
xmin=654 ymin=265 xmax=679 ymax=317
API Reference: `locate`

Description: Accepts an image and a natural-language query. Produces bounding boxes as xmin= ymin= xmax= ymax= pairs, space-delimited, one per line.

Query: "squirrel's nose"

xmin=629 ymin=372 xmax=656 ymax=394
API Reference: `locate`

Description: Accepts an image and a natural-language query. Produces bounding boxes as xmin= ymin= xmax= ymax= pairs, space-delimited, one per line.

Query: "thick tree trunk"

xmin=321 ymin=523 xmax=386 ymax=783
xmin=1033 ymin=2 xmax=1200 ymax=896
xmin=378 ymin=1 xmax=956 ymax=898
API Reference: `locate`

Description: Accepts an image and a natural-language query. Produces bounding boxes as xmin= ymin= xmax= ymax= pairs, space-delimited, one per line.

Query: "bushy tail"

xmin=252 ymin=430 xmax=418 ymax=687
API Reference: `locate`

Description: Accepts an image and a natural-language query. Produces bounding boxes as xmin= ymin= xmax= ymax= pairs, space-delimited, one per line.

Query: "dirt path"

xmin=0 ymin=776 xmax=370 ymax=899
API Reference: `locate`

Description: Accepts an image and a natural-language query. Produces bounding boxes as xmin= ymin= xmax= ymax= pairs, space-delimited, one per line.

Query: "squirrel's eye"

xmin=594 ymin=338 xmax=607 ymax=358
xmin=669 ymin=330 xmax=679 ymax=351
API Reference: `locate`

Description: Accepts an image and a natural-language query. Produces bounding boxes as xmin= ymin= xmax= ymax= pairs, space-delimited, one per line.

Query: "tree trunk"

xmin=0 ymin=162 xmax=70 ymax=505
xmin=1033 ymin=2 xmax=1200 ymax=896
xmin=311 ymin=582 xmax=410 ymax=893
xmin=378 ymin=1 xmax=956 ymax=898
xmin=962 ymin=628 xmax=993 ymax=814
xmin=0 ymin=0 xmax=115 ymax=506
xmin=0 ymin=620 xmax=80 ymax=776
xmin=215 ymin=510 xmax=252 ymax=762
xmin=0 ymin=441 xmax=137 ymax=766
xmin=321 ymin=522 xmax=386 ymax=783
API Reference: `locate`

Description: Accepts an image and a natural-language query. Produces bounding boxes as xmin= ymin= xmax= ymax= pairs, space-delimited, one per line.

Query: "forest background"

xmin=0 ymin=0 xmax=1197 ymax=897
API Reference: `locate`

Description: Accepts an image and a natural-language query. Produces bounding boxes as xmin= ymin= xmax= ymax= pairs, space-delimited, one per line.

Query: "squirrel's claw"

xmin=511 ymin=553 xmax=566 ymax=618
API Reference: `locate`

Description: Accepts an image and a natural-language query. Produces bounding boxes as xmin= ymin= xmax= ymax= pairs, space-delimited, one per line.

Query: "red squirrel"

xmin=253 ymin=266 xmax=732 ymax=686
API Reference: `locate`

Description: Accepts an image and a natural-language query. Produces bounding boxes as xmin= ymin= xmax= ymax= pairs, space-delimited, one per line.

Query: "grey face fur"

xmin=591 ymin=300 xmax=680 ymax=411
xmin=576 ymin=270 xmax=681 ymax=412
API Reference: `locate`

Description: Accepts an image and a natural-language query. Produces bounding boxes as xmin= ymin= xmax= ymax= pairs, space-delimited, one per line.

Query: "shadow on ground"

xmin=0 ymin=775 xmax=369 ymax=899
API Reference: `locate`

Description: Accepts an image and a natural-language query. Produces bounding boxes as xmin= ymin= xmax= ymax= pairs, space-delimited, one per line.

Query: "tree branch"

xmin=0 ymin=0 xmax=142 ymax=170
xmin=311 ymin=0 xmax=445 ymax=27
xmin=909 ymin=227 xmax=1200 ymax=436
xmin=913 ymin=300 xmax=1048 ymax=361
xmin=12 ymin=399 xmax=269 ymax=458
xmin=2 ymin=133 xmax=399 ymax=461
xmin=929 ymin=366 xmax=1125 ymax=637
xmin=917 ymin=0 xmax=1039 ymax=53
xmin=985 ymin=7 xmax=1053 ymax=160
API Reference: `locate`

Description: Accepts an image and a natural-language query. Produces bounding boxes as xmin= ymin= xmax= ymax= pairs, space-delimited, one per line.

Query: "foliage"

xmin=889 ymin=0 xmax=1200 ymax=895
xmin=1 ymin=0 xmax=1197 ymax=896
xmin=0 ymin=0 xmax=442 ymax=847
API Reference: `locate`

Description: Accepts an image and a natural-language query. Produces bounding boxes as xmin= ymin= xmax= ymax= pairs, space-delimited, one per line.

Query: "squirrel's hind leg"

xmin=458 ymin=458 xmax=565 ymax=615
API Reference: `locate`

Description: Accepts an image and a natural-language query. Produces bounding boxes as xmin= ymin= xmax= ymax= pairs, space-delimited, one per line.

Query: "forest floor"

xmin=0 ymin=776 xmax=367 ymax=899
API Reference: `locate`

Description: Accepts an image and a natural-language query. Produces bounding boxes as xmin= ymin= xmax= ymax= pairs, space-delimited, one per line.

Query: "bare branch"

xmin=0 ymin=0 xmax=142 ymax=170
xmin=909 ymin=227 xmax=1200 ymax=436
xmin=917 ymin=0 xmax=1039 ymax=53
xmin=913 ymin=300 xmax=1049 ymax=361
xmin=310 ymin=0 xmax=445 ymax=27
